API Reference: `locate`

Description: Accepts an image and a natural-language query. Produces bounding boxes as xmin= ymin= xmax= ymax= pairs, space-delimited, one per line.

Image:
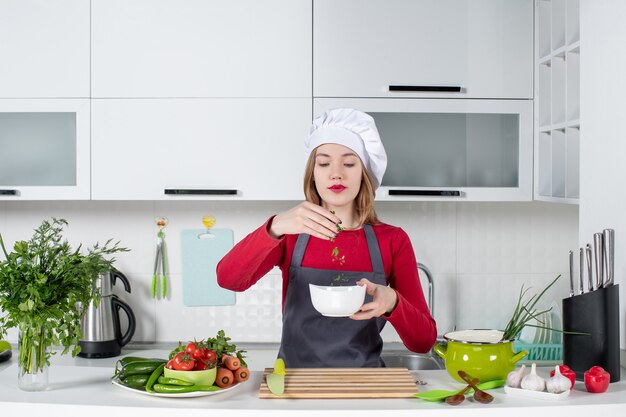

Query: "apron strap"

xmin=291 ymin=232 xmax=310 ymax=268
xmin=363 ymin=224 xmax=385 ymax=275
xmin=291 ymin=225 xmax=385 ymax=275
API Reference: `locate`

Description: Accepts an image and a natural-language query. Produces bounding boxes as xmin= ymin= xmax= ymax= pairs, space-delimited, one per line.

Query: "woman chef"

xmin=217 ymin=108 xmax=436 ymax=367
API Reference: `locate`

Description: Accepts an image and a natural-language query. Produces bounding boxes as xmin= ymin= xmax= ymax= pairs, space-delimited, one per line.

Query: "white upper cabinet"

xmin=91 ymin=0 xmax=312 ymax=98
xmin=91 ymin=99 xmax=311 ymax=200
xmin=315 ymin=98 xmax=533 ymax=201
xmin=314 ymin=0 xmax=533 ymax=99
xmin=0 ymin=99 xmax=91 ymax=200
xmin=0 ymin=0 xmax=90 ymax=98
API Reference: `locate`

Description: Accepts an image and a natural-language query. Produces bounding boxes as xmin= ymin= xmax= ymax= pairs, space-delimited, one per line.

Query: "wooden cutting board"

xmin=258 ymin=367 xmax=420 ymax=399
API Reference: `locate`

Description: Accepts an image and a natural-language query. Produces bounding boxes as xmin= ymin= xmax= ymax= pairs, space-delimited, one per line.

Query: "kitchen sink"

xmin=380 ymin=353 xmax=443 ymax=370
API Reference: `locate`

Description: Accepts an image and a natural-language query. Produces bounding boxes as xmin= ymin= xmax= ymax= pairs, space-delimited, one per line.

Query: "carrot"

xmin=234 ymin=366 xmax=249 ymax=382
xmin=222 ymin=354 xmax=240 ymax=371
xmin=216 ymin=367 xmax=234 ymax=388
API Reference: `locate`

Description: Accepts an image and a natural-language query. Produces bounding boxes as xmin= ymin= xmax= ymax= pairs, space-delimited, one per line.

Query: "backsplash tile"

xmin=0 ymin=201 xmax=578 ymax=345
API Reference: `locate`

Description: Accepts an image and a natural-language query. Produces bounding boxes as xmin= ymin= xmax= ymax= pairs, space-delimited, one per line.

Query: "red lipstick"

xmin=328 ymin=184 xmax=346 ymax=193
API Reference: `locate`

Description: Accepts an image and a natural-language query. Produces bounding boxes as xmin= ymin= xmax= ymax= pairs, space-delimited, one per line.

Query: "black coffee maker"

xmin=78 ymin=269 xmax=136 ymax=358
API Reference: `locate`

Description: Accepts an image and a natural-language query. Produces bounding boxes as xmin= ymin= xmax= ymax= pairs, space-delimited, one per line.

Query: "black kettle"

xmin=78 ymin=269 xmax=136 ymax=358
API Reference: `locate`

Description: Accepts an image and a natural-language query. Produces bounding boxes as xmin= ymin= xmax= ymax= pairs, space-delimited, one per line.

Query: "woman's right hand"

xmin=269 ymin=202 xmax=341 ymax=240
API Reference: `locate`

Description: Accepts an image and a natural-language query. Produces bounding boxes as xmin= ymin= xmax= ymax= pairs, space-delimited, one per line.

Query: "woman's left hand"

xmin=351 ymin=278 xmax=398 ymax=320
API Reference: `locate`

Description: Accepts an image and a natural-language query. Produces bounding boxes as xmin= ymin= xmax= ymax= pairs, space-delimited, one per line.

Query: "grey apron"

xmin=277 ymin=224 xmax=387 ymax=367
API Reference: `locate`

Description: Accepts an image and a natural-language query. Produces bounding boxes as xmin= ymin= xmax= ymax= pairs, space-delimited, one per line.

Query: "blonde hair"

xmin=303 ymin=150 xmax=380 ymax=227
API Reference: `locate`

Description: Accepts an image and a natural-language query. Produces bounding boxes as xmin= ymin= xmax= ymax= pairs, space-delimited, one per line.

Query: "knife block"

xmin=562 ymin=284 xmax=620 ymax=382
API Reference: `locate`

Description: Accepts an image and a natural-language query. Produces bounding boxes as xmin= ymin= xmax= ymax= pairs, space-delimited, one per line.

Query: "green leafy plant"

xmin=0 ymin=218 xmax=128 ymax=376
xmin=501 ymin=274 xmax=561 ymax=342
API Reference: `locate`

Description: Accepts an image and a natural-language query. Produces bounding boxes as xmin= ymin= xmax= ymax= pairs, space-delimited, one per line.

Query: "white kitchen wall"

xmin=0 ymin=201 xmax=578 ymax=345
xmin=579 ymin=0 xmax=626 ymax=352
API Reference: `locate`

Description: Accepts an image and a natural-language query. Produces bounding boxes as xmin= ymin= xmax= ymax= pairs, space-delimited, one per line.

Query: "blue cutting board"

xmin=181 ymin=228 xmax=236 ymax=306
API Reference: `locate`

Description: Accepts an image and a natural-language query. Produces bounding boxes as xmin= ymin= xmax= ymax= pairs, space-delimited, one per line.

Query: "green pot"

xmin=433 ymin=329 xmax=528 ymax=383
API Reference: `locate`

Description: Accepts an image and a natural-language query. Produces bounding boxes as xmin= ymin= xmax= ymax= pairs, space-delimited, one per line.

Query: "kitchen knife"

xmin=594 ymin=233 xmax=604 ymax=290
xmin=603 ymin=229 xmax=615 ymax=287
xmin=579 ymin=248 xmax=585 ymax=295
xmin=568 ymin=250 xmax=575 ymax=297
xmin=585 ymin=244 xmax=593 ymax=292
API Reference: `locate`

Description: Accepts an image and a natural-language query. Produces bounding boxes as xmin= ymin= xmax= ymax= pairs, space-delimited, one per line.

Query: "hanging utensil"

xmin=585 ymin=244 xmax=593 ymax=292
xmin=152 ymin=217 xmax=169 ymax=299
xmin=593 ymin=233 xmax=604 ymax=291
xmin=603 ymin=229 xmax=614 ymax=287
xmin=197 ymin=215 xmax=216 ymax=239
xmin=568 ymin=250 xmax=574 ymax=297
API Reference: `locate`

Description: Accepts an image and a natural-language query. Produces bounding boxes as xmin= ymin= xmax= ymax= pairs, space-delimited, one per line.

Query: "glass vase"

xmin=17 ymin=324 xmax=49 ymax=391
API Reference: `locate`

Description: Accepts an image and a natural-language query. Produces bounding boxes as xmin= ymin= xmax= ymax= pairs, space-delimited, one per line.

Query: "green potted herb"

xmin=0 ymin=218 xmax=128 ymax=391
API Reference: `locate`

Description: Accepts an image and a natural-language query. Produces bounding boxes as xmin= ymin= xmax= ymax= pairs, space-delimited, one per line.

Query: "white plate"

xmin=550 ymin=301 xmax=562 ymax=344
xmin=504 ymin=385 xmax=570 ymax=400
xmin=519 ymin=318 xmax=537 ymax=344
xmin=111 ymin=377 xmax=243 ymax=398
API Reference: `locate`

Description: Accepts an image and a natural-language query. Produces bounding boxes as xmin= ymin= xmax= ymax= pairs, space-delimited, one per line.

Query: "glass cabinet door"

xmin=0 ymin=99 xmax=90 ymax=200
xmin=314 ymin=98 xmax=533 ymax=201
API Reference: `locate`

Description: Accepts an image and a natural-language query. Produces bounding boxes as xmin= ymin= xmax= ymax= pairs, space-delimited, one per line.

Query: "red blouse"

xmin=216 ymin=217 xmax=437 ymax=354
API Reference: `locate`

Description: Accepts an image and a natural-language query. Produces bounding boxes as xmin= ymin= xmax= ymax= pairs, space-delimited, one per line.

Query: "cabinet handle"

xmin=0 ymin=189 xmax=19 ymax=196
xmin=389 ymin=85 xmax=463 ymax=93
xmin=388 ymin=190 xmax=461 ymax=197
xmin=164 ymin=189 xmax=238 ymax=196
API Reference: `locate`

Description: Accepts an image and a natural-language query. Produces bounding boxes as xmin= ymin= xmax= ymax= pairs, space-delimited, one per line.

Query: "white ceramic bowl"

xmin=309 ymin=284 xmax=366 ymax=317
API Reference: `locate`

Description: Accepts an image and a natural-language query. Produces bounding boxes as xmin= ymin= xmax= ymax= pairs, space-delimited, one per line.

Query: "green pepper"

xmin=145 ymin=363 xmax=165 ymax=393
xmin=117 ymin=360 xmax=167 ymax=378
xmin=157 ymin=376 xmax=194 ymax=386
xmin=119 ymin=374 xmax=150 ymax=390
xmin=152 ymin=383 xmax=222 ymax=394
xmin=115 ymin=357 xmax=166 ymax=374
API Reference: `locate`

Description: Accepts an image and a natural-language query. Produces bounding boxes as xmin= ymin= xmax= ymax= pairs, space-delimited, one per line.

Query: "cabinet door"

xmin=315 ymin=98 xmax=533 ymax=201
xmin=314 ymin=0 xmax=533 ymax=99
xmin=0 ymin=0 xmax=89 ymax=98
xmin=91 ymin=99 xmax=311 ymax=200
xmin=92 ymin=0 xmax=311 ymax=98
xmin=0 ymin=99 xmax=90 ymax=200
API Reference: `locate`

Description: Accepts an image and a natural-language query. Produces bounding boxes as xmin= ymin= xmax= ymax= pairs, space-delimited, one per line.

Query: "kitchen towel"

xmin=181 ymin=228 xmax=235 ymax=306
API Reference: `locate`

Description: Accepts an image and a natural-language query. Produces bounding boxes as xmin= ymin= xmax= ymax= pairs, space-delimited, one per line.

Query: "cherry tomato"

xmin=165 ymin=359 xmax=176 ymax=370
xmin=194 ymin=360 xmax=208 ymax=370
xmin=550 ymin=365 xmax=576 ymax=389
xmin=185 ymin=342 xmax=198 ymax=357
xmin=173 ymin=352 xmax=196 ymax=371
xmin=203 ymin=349 xmax=217 ymax=364
xmin=584 ymin=366 xmax=610 ymax=393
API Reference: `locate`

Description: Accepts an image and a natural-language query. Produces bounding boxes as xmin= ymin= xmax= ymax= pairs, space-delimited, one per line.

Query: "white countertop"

xmin=1 ymin=347 xmax=625 ymax=417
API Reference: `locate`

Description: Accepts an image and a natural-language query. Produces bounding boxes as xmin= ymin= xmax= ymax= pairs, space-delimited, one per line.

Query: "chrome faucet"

xmin=417 ymin=262 xmax=445 ymax=369
xmin=417 ymin=262 xmax=434 ymax=318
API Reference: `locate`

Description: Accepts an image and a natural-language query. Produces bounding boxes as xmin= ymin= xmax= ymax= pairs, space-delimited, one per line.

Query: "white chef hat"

xmin=305 ymin=108 xmax=387 ymax=189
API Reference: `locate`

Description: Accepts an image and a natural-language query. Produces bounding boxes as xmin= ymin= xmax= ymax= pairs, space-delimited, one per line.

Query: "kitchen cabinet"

xmin=0 ymin=0 xmax=89 ymax=98
xmin=91 ymin=99 xmax=311 ymax=200
xmin=535 ymin=0 xmax=580 ymax=204
xmin=315 ymin=98 xmax=533 ymax=201
xmin=91 ymin=0 xmax=311 ymax=98
xmin=313 ymin=0 xmax=533 ymax=99
xmin=0 ymin=99 xmax=91 ymax=200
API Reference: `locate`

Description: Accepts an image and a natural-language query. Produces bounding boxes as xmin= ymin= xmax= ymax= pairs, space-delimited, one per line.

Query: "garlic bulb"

xmin=506 ymin=364 xmax=526 ymax=388
xmin=521 ymin=363 xmax=546 ymax=391
xmin=546 ymin=365 xmax=571 ymax=394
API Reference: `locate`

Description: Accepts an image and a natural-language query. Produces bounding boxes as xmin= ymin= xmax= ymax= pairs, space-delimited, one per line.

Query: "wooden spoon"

xmin=445 ymin=378 xmax=479 ymax=405
xmin=458 ymin=370 xmax=494 ymax=404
